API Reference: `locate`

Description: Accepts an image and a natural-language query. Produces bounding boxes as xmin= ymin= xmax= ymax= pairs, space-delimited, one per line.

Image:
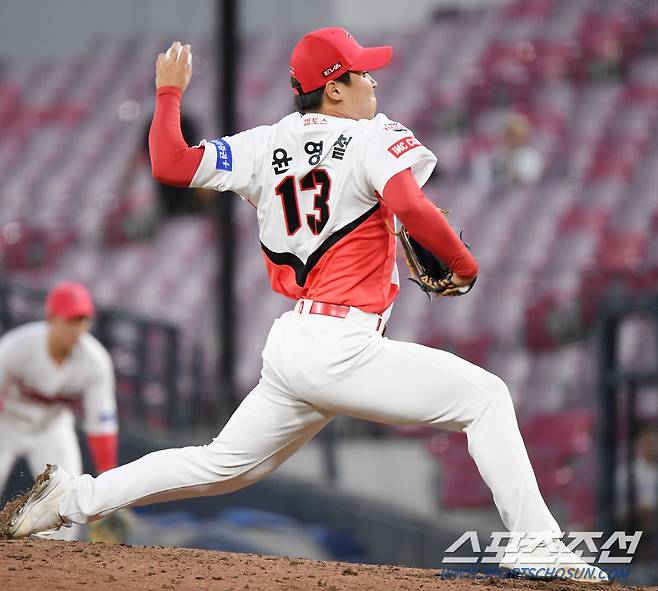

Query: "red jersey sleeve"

xmin=87 ymin=433 xmax=118 ymax=474
xmin=382 ymin=169 xmax=479 ymax=279
xmin=149 ymin=86 xmax=203 ymax=186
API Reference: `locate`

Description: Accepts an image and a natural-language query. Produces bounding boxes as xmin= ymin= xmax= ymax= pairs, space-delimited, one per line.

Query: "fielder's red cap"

xmin=290 ymin=27 xmax=393 ymax=94
xmin=46 ymin=282 xmax=95 ymax=319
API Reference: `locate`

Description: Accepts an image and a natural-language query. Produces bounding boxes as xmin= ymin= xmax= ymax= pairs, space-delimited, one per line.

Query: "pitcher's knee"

xmin=476 ymin=371 xmax=514 ymax=412
xmin=490 ymin=372 xmax=512 ymax=399
xmin=200 ymin=444 xmax=247 ymax=480
xmin=201 ymin=443 xmax=276 ymax=483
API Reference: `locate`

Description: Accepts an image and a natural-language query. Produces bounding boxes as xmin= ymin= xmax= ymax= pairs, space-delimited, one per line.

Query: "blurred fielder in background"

xmin=0 ymin=282 xmax=118 ymax=540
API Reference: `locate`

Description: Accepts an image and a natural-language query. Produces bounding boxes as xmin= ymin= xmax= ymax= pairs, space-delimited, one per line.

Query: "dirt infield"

xmin=0 ymin=538 xmax=648 ymax=591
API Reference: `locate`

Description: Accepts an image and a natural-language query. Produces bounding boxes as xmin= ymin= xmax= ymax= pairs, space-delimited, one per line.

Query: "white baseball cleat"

xmin=9 ymin=464 xmax=72 ymax=538
xmin=499 ymin=537 xmax=609 ymax=582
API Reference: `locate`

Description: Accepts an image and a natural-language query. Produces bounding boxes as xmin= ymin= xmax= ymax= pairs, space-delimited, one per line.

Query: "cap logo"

xmin=323 ymin=62 xmax=343 ymax=77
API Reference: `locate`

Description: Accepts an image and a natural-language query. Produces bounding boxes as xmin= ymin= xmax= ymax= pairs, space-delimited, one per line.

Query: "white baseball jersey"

xmin=0 ymin=322 xmax=117 ymax=435
xmin=56 ymin=110 xmax=566 ymax=555
xmin=191 ymin=112 xmax=436 ymax=314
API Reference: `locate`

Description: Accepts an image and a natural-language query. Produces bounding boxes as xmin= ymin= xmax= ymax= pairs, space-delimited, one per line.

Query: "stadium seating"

xmin=1 ymin=3 xmax=657 ymax=520
xmin=426 ymin=409 xmax=596 ymax=515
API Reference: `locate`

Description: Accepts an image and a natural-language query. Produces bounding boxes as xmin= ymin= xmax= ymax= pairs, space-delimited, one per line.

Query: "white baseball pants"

xmin=60 ymin=300 xmax=560 ymax=535
xmin=0 ymin=411 xmax=83 ymax=540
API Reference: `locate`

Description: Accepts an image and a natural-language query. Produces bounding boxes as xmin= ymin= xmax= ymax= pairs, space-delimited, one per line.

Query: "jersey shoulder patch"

xmin=209 ymin=138 xmax=233 ymax=171
xmin=365 ymin=114 xmax=423 ymax=158
xmin=369 ymin=113 xmax=410 ymax=134
xmin=387 ymin=136 xmax=423 ymax=158
xmin=382 ymin=121 xmax=409 ymax=133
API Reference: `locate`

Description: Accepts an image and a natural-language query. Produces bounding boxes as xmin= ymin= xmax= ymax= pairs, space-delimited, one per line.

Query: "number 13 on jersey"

xmin=275 ymin=169 xmax=332 ymax=236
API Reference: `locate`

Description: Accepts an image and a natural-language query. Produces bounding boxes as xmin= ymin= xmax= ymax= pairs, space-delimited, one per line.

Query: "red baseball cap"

xmin=46 ymin=282 xmax=95 ymax=319
xmin=290 ymin=27 xmax=393 ymax=94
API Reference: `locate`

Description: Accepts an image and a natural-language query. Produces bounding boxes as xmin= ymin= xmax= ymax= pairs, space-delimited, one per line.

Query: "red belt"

xmin=298 ymin=300 xmax=384 ymax=333
xmin=299 ymin=301 xmax=350 ymax=318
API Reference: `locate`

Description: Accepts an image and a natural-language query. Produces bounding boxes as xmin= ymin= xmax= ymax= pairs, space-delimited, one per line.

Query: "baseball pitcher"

xmin=4 ymin=30 xmax=606 ymax=580
xmin=0 ymin=282 xmax=118 ymax=539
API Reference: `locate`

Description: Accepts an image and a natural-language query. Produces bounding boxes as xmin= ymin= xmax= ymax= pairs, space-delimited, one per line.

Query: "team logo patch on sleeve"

xmin=211 ymin=138 xmax=233 ymax=171
xmin=383 ymin=121 xmax=408 ymax=132
xmin=387 ymin=136 xmax=422 ymax=158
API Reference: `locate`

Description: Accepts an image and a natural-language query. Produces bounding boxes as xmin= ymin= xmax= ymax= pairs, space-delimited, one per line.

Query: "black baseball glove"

xmin=398 ymin=225 xmax=476 ymax=299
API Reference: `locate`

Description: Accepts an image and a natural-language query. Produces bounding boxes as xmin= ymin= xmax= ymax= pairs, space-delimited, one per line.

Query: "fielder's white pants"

xmin=60 ymin=301 xmax=560 ymax=535
xmin=0 ymin=411 xmax=83 ymax=540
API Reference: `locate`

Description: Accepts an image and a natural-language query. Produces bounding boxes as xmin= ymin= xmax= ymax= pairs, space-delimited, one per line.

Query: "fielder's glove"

xmin=398 ymin=225 xmax=476 ymax=299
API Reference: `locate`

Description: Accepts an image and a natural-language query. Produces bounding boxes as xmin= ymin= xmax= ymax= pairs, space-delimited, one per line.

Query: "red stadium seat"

xmin=426 ymin=432 xmax=492 ymax=508
xmin=428 ymin=411 xmax=595 ymax=510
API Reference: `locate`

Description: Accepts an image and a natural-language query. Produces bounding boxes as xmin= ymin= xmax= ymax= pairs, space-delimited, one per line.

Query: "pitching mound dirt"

xmin=0 ymin=538 xmax=647 ymax=591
